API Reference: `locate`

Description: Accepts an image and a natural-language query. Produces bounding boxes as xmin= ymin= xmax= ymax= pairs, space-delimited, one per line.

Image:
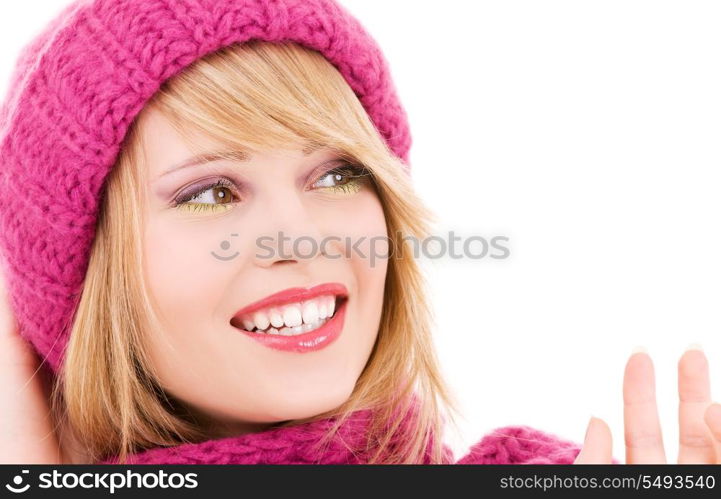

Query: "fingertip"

xmin=588 ymin=416 xmax=604 ymax=429
xmin=680 ymin=344 xmax=707 ymax=361
xmin=631 ymin=345 xmax=648 ymax=355
xmin=685 ymin=342 xmax=704 ymax=352
xmin=586 ymin=417 xmax=611 ymax=443
xmin=628 ymin=347 xmax=653 ymax=366
xmin=678 ymin=346 xmax=709 ymax=373
xmin=593 ymin=417 xmax=612 ymax=442
xmin=592 ymin=416 xmax=609 ymax=430
xmin=576 ymin=416 xmax=613 ymax=464
xmin=624 ymin=349 xmax=655 ymax=383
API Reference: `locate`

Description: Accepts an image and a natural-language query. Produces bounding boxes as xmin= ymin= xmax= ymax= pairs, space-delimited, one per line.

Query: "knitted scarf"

xmin=99 ymin=408 xmax=583 ymax=465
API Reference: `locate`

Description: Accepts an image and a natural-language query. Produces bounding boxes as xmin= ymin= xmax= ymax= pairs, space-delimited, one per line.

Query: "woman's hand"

xmin=0 ymin=257 xmax=65 ymax=464
xmin=574 ymin=347 xmax=721 ymax=464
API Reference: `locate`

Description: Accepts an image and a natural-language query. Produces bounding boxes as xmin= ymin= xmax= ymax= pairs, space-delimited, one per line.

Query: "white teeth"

xmin=253 ymin=311 xmax=270 ymax=331
xmin=264 ymin=317 xmax=329 ymax=336
xmin=242 ymin=319 xmax=255 ymax=331
xmin=281 ymin=304 xmax=303 ymax=328
xmin=301 ymin=301 xmax=320 ymax=325
xmin=318 ymin=301 xmax=328 ymax=319
xmin=269 ymin=308 xmax=284 ymax=328
xmin=237 ymin=294 xmax=342 ymax=332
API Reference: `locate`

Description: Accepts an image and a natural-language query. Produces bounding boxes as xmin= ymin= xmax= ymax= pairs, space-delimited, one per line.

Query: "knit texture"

xmin=99 ymin=407 xmax=585 ymax=465
xmin=0 ymin=0 xmax=412 ymax=375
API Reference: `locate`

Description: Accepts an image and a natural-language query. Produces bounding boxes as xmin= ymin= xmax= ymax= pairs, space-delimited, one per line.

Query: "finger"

xmin=678 ymin=347 xmax=715 ymax=463
xmin=0 ymin=335 xmax=63 ymax=464
xmin=703 ymin=403 xmax=721 ymax=462
xmin=574 ymin=417 xmax=613 ymax=464
xmin=623 ymin=351 xmax=666 ymax=463
xmin=0 ymin=262 xmax=63 ymax=464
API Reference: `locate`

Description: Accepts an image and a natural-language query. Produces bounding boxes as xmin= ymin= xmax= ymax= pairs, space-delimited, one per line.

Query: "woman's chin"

xmin=256 ymin=382 xmax=356 ymax=423
xmin=266 ymin=390 xmax=350 ymax=421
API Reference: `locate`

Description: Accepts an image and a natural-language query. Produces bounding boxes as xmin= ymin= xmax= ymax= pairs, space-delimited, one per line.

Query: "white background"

xmin=1 ymin=1 xmax=720 ymax=461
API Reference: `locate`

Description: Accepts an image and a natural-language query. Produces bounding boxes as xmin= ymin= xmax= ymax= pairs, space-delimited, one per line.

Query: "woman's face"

xmin=140 ymin=107 xmax=388 ymax=433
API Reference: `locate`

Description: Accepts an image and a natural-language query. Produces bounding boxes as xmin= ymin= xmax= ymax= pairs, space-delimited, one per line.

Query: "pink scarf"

xmin=99 ymin=408 xmax=582 ymax=465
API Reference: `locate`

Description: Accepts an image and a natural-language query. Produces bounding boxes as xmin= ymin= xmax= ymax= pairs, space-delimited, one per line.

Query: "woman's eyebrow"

xmin=161 ymin=150 xmax=251 ymax=178
xmin=160 ymin=144 xmax=320 ymax=179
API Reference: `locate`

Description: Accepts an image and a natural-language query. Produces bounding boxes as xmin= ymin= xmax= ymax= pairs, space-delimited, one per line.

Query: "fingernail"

xmin=685 ymin=343 xmax=703 ymax=352
xmin=631 ymin=345 xmax=648 ymax=354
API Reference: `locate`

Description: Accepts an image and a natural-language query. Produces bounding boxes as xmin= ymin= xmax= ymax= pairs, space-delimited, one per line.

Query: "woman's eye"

xmin=171 ymin=165 xmax=370 ymax=214
xmin=173 ymin=179 xmax=239 ymax=213
xmin=311 ymin=163 xmax=371 ymax=194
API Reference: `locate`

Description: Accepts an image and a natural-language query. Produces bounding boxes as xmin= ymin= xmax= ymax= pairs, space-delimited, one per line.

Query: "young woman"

xmin=0 ymin=0 xmax=719 ymax=465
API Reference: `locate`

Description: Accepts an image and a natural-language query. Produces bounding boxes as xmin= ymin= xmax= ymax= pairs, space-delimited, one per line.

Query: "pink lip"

xmin=237 ymin=297 xmax=347 ymax=353
xmin=230 ymin=282 xmax=349 ymax=353
xmin=232 ymin=282 xmax=348 ymax=318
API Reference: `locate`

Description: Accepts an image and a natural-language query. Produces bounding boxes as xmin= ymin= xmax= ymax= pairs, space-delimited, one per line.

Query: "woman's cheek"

xmin=319 ymin=190 xmax=389 ymax=263
xmin=143 ymin=218 xmax=236 ymax=328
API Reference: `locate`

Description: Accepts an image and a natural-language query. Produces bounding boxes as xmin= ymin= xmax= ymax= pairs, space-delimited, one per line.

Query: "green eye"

xmin=313 ymin=163 xmax=371 ymax=194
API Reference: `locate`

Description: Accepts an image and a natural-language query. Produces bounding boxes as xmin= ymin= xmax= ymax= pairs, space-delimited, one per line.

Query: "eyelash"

xmin=172 ymin=162 xmax=372 ymax=214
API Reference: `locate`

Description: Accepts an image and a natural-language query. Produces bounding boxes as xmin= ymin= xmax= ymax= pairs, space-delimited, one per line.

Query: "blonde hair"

xmin=50 ymin=40 xmax=461 ymax=464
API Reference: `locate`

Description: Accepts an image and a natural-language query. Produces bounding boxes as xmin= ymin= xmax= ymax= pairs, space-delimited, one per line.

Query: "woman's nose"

xmin=250 ymin=194 xmax=326 ymax=269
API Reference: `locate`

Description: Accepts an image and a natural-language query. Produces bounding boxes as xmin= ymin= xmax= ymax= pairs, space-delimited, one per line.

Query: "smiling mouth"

xmin=230 ymin=294 xmax=348 ymax=337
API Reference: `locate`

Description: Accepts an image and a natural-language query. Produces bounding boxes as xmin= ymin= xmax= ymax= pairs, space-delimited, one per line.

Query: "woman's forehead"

xmin=141 ymin=108 xmax=333 ymax=179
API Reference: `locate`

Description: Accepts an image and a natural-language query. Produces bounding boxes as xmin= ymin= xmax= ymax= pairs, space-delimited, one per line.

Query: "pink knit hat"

xmin=0 ymin=0 xmax=412 ymax=375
